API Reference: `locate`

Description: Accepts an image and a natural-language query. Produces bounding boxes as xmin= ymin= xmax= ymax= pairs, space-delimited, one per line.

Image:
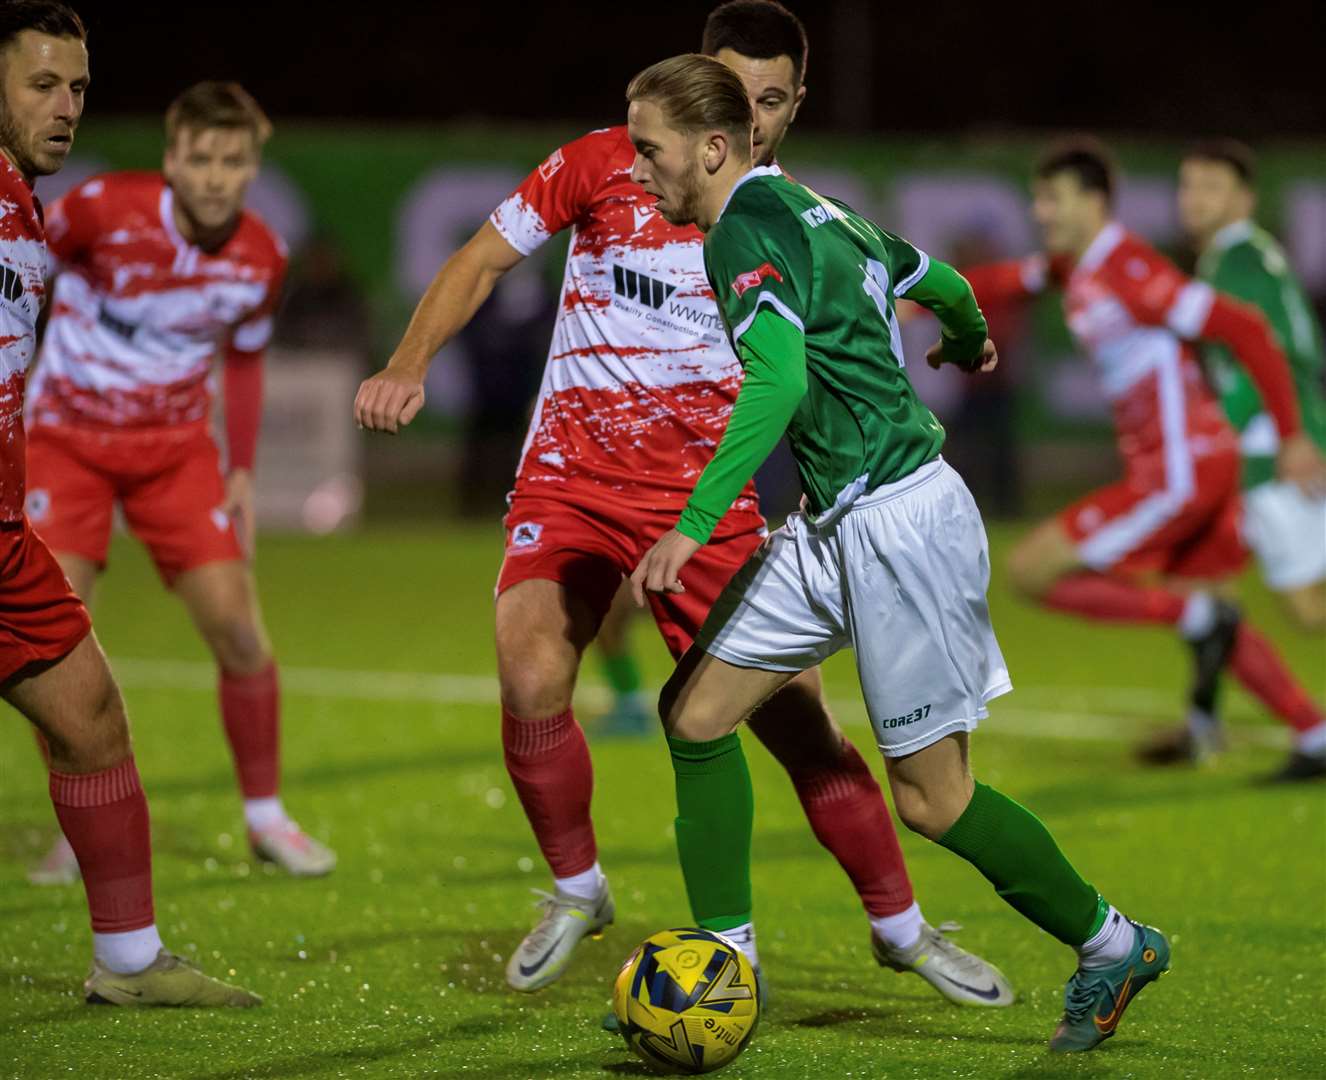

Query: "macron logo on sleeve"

xmin=730 ymin=262 xmax=783 ymax=298
xmin=538 ymin=149 xmax=565 ymax=182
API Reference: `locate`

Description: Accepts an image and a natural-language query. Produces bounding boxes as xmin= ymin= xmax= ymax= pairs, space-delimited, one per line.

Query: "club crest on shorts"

xmin=510 ymin=521 xmax=544 ymax=552
xmin=211 ymin=507 xmax=230 ymax=532
xmin=24 ymin=488 xmax=50 ymax=522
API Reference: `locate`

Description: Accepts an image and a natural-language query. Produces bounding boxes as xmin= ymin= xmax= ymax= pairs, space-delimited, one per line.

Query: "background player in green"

xmin=1178 ymin=139 xmax=1326 ymax=633
xmin=624 ymin=54 xmax=1169 ymax=1052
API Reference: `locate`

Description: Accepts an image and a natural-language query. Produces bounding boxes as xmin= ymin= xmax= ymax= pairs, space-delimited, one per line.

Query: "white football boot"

xmin=28 ymin=833 xmax=80 ymax=886
xmin=873 ymin=921 xmax=1014 ymax=1006
xmin=248 ymin=821 xmax=337 ymax=877
xmin=506 ymin=883 xmax=615 ymax=992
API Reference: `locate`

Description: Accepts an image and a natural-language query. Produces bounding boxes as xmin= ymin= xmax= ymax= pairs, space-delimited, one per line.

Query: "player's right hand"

xmin=927 ymin=336 xmax=998 ymax=374
xmin=1277 ymin=431 xmax=1326 ymax=499
xmin=354 ymin=368 xmax=426 ymax=434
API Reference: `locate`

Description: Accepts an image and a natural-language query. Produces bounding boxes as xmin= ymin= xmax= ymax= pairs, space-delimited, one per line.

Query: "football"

xmin=611 ymin=928 xmax=761 ymax=1075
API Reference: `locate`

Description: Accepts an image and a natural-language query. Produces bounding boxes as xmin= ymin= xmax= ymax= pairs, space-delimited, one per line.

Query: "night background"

xmin=70 ymin=1 xmax=1326 ymax=134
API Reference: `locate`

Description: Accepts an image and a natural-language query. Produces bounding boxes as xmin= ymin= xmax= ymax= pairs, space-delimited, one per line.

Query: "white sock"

xmin=554 ymin=862 xmax=606 ymax=901
xmin=1178 ymin=592 xmax=1217 ymax=641
xmin=1186 ymin=707 xmax=1219 ymax=739
xmin=869 ymin=901 xmax=924 ymax=951
xmin=719 ymin=921 xmax=758 ymax=966
xmin=244 ymin=797 xmax=288 ymax=831
xmin=1296 ymin=722 xmax=1326 ymax=757
xmin=1077 ymin=905 xmax=1136 ymax=970
xmin=94 ymin=925 xmax=164 ymax=975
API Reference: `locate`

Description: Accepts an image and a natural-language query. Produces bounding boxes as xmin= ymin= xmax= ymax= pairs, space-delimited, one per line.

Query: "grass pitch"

xmin=2 ymin=523 xmax=1323 ymax=1079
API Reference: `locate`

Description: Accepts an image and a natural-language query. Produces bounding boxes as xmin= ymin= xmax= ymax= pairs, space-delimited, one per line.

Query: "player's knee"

xmin=748 ymin=683 xmax=845 ymax=771
xmin=498 ymin=655 xmax=575 ymax=719
xmin=892 ymin=791 xmax=947 ymax=840
xmin=890 ymin=777 xmax=966 ymax=840
xmin=1284 ymin=587 xmax=1326 ymax=634
xmin=54 ymin=677 xmax=131 ymax=773
xmin=209 ymin=617 xmax=270 ymax=676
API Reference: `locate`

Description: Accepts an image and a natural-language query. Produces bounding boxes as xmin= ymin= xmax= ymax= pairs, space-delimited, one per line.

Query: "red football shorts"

xmin=1060 ymin=447 xmax=1248 ymax=580
xmin=25 ymin=422 xmax=243 ymax=586
xmin=497 ymin=490 xmax=767 ymax=659
xmin=0 ymin=516 xmax=92 ymax=683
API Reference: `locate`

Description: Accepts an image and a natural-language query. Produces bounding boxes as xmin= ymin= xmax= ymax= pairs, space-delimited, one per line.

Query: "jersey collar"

xmin=1209 ymin=218 xmax=1254 ymax=255
xmin=716 ymin=163 xmax=782 ymax=223
xmin=1074 ymin=220 xmax=1125 ymax=277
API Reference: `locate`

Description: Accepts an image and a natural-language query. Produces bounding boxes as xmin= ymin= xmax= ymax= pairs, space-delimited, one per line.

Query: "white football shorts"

xmin=696 ymin=458 xmax=1012 ymax=756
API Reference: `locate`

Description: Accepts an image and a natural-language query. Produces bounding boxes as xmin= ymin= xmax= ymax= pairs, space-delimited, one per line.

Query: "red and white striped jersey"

xmin=0 ymin=155 xmax=49 ymax=522
xmin=489 ymin=126 xmax=759 ymax=521
xmin=967 ymin=223 xmax=1237 ymax=493
xmin=1059 ymin=224 xmax=1236 ymax=490
xmin=28 ymin=171 xmax=286 ymax=432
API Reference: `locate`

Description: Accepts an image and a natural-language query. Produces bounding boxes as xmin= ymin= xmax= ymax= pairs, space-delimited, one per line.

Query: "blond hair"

xmin=626 ymin=53 xmax=752 ymax=151
xmin=165 ymin=81 xmax=272 ymax=148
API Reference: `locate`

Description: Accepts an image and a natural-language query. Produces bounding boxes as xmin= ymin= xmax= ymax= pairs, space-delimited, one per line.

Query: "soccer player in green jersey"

xmin=623 ymin=54 xmax=1169 ymax=1052
xmin=1179 ymin=140 xmax=1326 ymax=635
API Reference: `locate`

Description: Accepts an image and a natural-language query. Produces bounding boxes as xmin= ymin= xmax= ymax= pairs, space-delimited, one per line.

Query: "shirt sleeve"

xmin=44 ymin=176 xmax=107 ymax=268
xmin=897 ymin=256 xmax=989 ymax=368
xmin=1113 ymin=247 xmax=1300 ymax=438
xmin=704 ymin=220 xmax=809 ymax=348
xmin=488 ymin=129 xmax=618 ymax=257
xmin=960 ymin=255 xmax=1054 ymax=306
xmin=676 ymin=310 xmax=807 ymax=544
xmin=225 ymin=247 xmax=287 ymax=471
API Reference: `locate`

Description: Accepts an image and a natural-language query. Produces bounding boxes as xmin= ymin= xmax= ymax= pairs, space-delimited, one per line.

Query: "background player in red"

xmin=24 ymin=81 xmax=336 ymax=882
xmin=357 ymin=0 xmax=1013 ymax=1006
xmin=0 ymin=0 xmax=256 ymax=1006
xmin=963 ymin=141 xmax=1326 ymax=779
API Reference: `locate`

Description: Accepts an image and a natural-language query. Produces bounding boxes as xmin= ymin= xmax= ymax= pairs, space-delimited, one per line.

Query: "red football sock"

xmin=502 ymin=707 xmax=597 ymax=878
xmin=49 ymin=757 xmax=155 ymax=933
xmin=789 ymin=738 xmax=914 ymax=918
xmin=219 ymin=663 xmax=280 ymax=799
xmin=1044 ymin=573 xmax=1185 ymax=625
xmin=1230 ymin=624 xmax=1324 ymax=733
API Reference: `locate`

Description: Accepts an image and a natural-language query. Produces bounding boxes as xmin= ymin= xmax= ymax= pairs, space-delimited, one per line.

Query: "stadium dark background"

xmin=73 ymin=1 xmax=1325 ymax=136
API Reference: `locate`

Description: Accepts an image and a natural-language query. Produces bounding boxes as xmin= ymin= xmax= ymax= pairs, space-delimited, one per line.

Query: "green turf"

xmin=2 ymin=523 xmax=1323 ymax=1079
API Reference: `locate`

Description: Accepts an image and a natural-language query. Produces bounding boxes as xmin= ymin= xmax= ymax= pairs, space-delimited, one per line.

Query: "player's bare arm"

xmin=1277 ymin=431 xmax=1326 ymax=499
xmin=223 ymin=468 xmax=256 ymax=557
xmin=355 ymin=221 xmax=523 ymax=434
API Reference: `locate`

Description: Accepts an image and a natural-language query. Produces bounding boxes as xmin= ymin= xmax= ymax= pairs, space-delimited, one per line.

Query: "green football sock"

xmin=668 ymin=732 xmax=753 ymax=933
xmin=938 ymin=781 xmax=1105 ymax=946
xmin=600 ymin=651 xmax=643 ymax=698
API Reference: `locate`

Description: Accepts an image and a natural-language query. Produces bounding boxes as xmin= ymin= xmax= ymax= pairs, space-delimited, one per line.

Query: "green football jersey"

xmin=703 ymin=166 xmax=974 ymax=517
xmin=1197 ymin=219 xmax=1326 ymax=488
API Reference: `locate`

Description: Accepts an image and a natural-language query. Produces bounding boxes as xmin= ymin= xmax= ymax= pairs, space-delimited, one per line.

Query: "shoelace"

xmin=524 ymin=889 xmax=582 ymax=950
xmin=1062 ymin=969 xmax=1110 ymax=1021
xmin=925 ymin=923 xmax=995 ymax=981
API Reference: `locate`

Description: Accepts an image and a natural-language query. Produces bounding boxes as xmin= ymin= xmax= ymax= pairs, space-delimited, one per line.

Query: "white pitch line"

xmin=108 ymin=657 xmax=1293 ymax=751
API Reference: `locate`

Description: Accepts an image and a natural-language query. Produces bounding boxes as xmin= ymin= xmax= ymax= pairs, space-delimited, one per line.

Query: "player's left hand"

xmin=927 ymin=336 xmax=998 ymax=374
xmin=630 ymin=529 xmax=702 ymax=607
xmin=1277 ymin=432 xmax=1326 ymax=499
xmin=224 ymin=469 xmax=257 ymax=559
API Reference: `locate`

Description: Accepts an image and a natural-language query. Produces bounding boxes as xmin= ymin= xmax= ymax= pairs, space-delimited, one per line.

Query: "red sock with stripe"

xmin=789 ymin=737 xmax=915 ymax=919
xmin=502 ymin=707 xmax=597 ymax=878
xmin=1043 ymin=573 xmax=1184 ymax=625
xmin=1230 ymin=623 xmax=1324 ymax=734
xmin=49 ymin=757 xmax=159 ymax=972
xmin=220 ymin=663 xmax=281 ymax=800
